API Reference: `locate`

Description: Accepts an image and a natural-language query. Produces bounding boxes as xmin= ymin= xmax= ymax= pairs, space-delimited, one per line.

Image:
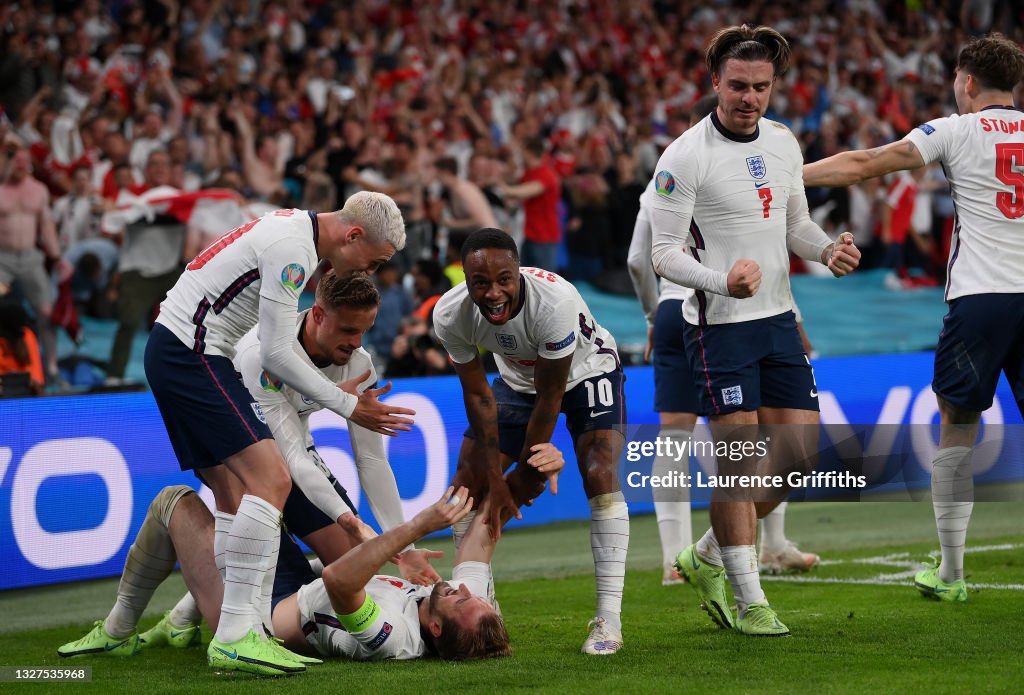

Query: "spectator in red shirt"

xmin=499 ymin=138 xmax=562 ymax=272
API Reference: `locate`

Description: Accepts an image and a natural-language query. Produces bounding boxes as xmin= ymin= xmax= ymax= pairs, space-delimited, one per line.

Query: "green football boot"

xmin=58 ymin=621 xmax=140 ymax=657
xmin=735 ymin=603 xmax=791 ymax=637
xmin=915 ymin=559 xmax=968 ymax=603
xmin=207 ymin=629 xmax=306 ymax=676
xmin=674 ymin=544 xmax=735 ymax=630
xmin=139 ymin=611 xmax=201 ymax=649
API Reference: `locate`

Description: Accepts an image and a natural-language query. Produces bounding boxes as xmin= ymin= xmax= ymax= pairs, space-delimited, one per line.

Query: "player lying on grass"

xmin=58 ymin=446 xmax=564 ymax=667
xmin=139 ymin=270 xmax=441 ymax=663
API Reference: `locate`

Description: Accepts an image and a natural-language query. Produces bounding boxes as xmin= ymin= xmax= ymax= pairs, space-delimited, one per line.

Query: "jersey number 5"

xmin=995 ymin=143 xmax=1024 ymax=219
xmin=758 ymin=188 xmax=772 ymax=218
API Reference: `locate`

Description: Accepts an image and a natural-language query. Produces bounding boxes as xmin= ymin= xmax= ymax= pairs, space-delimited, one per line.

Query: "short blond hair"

xmin=337 ymin=191 xmax=407 ymax=251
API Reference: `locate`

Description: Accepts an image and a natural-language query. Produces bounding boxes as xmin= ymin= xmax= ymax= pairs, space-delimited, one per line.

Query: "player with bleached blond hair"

xmin=142 ymin=191 xmax=416 ymax=675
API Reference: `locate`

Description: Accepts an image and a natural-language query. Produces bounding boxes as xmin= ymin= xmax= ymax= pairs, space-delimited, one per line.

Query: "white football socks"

xmin=105 ymin=487 xmax=191 ymax=638
xmin=760 ymin=501 xmax=788 ymax=554
xmin=653 ymin=429 xmax=692 ymax=570
xmin=254 ymin=531 xmax=280 ymax=635
xmin=164 ymin=509 xmax=235 ymax=631
xmin=721 ymin=545 xmax=767 ymax=617
xmin=695 ymin=526 xmax=723 ymax=567
xmin=213 ymin=511 xmax=234 ymax=578
xmin=168 ymin=593 xmax=200 ymax=629
xmin=589 ymin=492 xmax=629 ymax=633
xmin=215 ymin=495 xmax=281 ymax=644
xmin=931 ymin=446 xmax=974 ymax=583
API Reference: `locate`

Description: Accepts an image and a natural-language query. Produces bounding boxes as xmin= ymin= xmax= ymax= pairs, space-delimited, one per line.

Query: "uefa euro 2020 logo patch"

xmin=655 ymin=170 xmax=675 ymax=196
xmin=259 ymin=370 xmax=282 ymax=392
xmin=746 ymin=155 xmax=767 ymax=180
xmin=281 ymin=263 xmax=306 ymax=291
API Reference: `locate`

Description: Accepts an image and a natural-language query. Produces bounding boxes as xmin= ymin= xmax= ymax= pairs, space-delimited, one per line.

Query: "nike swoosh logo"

xmin=691 ymin=554 xmax=700 ymax=570
xmin=169 ymin=629 xmax=190 ymax=638
xmin=590 ymin=410 xmax=612 ymax=418
xmin=215 ymin=647 xmax=239 ymax=659
xmin=934 ymin=587 xmax=949 ymax=593
xmin=104 ymin=639 xmax=130 ymax=651
xmin=754 ymin=181 xmax=770 ymax=188
xmin=809 ymin=389 xmax=818 ymax=398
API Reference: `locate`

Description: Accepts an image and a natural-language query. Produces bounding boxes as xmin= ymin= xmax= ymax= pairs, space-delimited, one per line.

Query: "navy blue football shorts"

xmin=145 ymin=323 xmax=273 ymax=471
xmin=683 ymin=311 xmax=818 ymax=416
xmin=464 ymin=368 xmax=627 ymax=460
xmin=271 ymin=530 xmax=317 ymax=613
xmin=932 ymin=293 xmax=1024 ymax=413
xmin=653 ymin=299 xmax=704 ymax=415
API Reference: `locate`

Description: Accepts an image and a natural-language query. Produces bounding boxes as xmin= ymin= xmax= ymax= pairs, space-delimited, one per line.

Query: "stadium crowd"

xmin=0 ymin=0 xmax=1017 ymax=394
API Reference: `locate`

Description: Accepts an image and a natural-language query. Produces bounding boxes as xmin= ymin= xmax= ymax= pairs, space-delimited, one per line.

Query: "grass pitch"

xmin=1 ymin=501 xmax=1022 ymax=694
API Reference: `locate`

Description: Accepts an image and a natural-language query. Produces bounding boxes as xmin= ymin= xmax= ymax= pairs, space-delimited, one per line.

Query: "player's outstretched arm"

xmin=323 ymin=487 xmax=472 ymax=615
xmin=516 ymin=354 xmax=572 ymax=479
xmin=803 ymin=140 xmax=925 ymax=188
xmin=452 ymin=356 xmax=521 ymax=537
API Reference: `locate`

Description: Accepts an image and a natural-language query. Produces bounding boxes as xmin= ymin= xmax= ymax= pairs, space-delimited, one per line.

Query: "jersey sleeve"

xmin=338 ymin=591 xmax=421 ymax=660
xmin=433 ymin=294 xmax=479 ymax=364
xmin=258 ymin=235 xmax=315 ymax=306
xmin=904 ymin=116 xmax=955 ymax=166
xmin=647 ymin=145 xmax=697 ymax=217
xmin=535 ymin=291 xmax=579 ymax=361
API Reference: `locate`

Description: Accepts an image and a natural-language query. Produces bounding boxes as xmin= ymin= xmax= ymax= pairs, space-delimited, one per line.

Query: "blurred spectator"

xmin=366 ymin=261 xmax=412 ymax=360
xmin=104 ymin=149 xmax=185 ymax=383
xmin=409 ymin=258 xmax=451 ymax=322
xmin=0 ymin=295 xmax=44 ymax=397
xmin=499 ymin=138 xmax=561 ymax=272
xmin=565 ymin=169 xmax=611 ymax=283
xmin=435 ymin=156 xmax=497 ymax=234
xmin=0 ymin=146 xmax=64 ymax=382
xmin=386 ymin=314 xmax=452 ymax=378
xmin=443 ymin=230 xmax=469 ymax=289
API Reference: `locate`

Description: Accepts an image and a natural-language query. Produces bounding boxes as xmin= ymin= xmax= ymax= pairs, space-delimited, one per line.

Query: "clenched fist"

xmin=727 ymin=259 xmax=762 ymax=298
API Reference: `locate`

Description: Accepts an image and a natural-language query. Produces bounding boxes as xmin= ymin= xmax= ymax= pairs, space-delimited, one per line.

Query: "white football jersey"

xmin=649 ymin=114 xmax=804 ymax=325
xmin=639 ymin=179 xmax=693 ymax=305
xmin=157 ymin=208 xmax=319 ymax=357
xmin=233 ymin=315 xmax=405 ymax=532
xmin=905 ymin=108 xmax=1024 ymax=300
xmin=297 ymin=566 xmax=491 ymax=660
xmin=433 ymin=270 xmax=620 ymax=394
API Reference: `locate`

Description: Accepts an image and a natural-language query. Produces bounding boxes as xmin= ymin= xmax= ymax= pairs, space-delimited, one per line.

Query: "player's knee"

xmin=150 ymin=485 xmax=196 ymax=528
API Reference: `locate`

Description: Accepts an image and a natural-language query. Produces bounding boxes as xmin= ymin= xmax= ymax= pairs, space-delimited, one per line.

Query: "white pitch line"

xmin=763 ymin=542 xmax=1024 ymax=590
xmin=761 ymin=575 xmax=1024 ymax=591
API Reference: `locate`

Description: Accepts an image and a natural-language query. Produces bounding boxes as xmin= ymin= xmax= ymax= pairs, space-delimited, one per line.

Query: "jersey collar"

xmin=307 ymin=210 xmax=320 ymax=259
xmin=509 ymin=275 xmax=527 ymax=321
xmin=710 ymin=111 xmax=760 ymax=143
xmin=980 ymin=105 xmax=1024 ymax=112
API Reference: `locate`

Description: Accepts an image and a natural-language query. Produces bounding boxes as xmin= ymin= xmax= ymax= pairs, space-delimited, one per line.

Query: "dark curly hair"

xmin=705 ymin=24 xmax=791 ymax=78
xmin=957 ymin=33 xmax=1024 ymax=92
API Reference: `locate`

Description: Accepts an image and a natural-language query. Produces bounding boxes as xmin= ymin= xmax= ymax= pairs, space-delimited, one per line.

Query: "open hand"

xmin=348 ymin=380 xmax=416 ymax=436
xmin=396 ymin=548 xmax=444 ymax=586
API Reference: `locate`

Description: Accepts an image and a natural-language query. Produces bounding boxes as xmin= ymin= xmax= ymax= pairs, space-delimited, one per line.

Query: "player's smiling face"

xmin=465 ymin=248 xmax=521 ymax=325
xmin=310 ymin=303 xmax=377 ymax=366
xmin=713 ymin=58 xmax=775 ymax=135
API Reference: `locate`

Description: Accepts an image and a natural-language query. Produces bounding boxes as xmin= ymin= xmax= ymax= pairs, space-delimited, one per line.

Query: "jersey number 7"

xmin=758 ymin=188 xmax=772 ymax=218
xmin=995 ymin=143 xmax=1024 ymax=219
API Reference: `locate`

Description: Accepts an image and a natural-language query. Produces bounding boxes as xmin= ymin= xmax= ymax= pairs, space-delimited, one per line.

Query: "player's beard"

xmin=427 ymin=581 xmax=452 ymax=614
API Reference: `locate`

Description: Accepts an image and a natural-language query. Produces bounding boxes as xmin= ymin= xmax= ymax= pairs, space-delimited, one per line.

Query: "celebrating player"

xmin=804 ymin=33 xmax=1024 ymax=603
xmin=143 ymin=193 xmax=416 ymax=674
xmin=433 ymin=227 xmax=629 ymax=655
xmin=648 ymin=25 xmax=860 ymax=636
xmin=139 ymin=270 xmax=440 ymax=652
xmin=57 ymin=485 xmax=498 ymax=667
xmin=628 ymin=94 xmax=819 ymax=586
